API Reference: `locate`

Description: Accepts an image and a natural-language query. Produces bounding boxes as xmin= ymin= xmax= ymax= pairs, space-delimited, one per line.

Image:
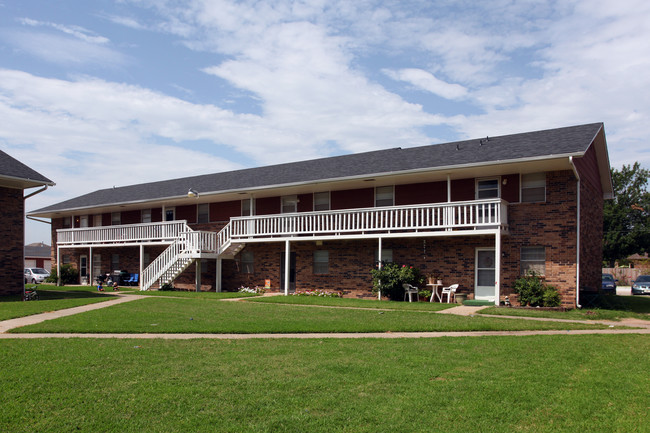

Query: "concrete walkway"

xmin=1 ymin=294 xmax=649 ymax=339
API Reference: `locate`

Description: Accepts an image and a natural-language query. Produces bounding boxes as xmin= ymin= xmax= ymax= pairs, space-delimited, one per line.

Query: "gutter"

xmin=569 ymin=156 xmax=581 ymax=308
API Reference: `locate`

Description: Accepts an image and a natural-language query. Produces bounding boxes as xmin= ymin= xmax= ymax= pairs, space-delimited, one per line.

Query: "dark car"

xmin=601 ymin=273 xmax=617 ymax=294
xmin=631 ymin=275 xmax=650 ymax=295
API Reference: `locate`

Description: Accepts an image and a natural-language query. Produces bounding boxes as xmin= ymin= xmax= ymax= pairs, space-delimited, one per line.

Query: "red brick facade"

xmin=1 ymin=186 xmax=25 ymax=295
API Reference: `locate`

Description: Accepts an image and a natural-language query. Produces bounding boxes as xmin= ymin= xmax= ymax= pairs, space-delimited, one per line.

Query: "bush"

xmin=370 ymin=262 xmax=424 ymax=300
xmin=512 ymin=272 xmax=562 ymax=307
xmin=45 ymin=265 xmax=79 ymax=286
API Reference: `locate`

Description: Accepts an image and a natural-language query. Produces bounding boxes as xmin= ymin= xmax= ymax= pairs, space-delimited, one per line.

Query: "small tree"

xmin=370 ymin=263 xmax=424 ymax=300
xmin=512 ymin=271 xmax=561 ymax=307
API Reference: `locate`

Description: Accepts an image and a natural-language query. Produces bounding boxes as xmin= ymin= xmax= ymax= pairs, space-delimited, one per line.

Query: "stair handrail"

xmin=140 ymin=223 xmax=192 ymax=290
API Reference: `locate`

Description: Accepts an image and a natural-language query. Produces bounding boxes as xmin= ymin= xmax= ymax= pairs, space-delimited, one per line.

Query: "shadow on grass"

xmin=1 ymin=285 xmax=115 ymax=303
xmin=580 ymin=292 xmax=650 ymax=314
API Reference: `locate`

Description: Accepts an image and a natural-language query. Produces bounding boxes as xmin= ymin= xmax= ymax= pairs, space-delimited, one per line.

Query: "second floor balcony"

xmin=57 ymin=199 xmax=509 ymax=250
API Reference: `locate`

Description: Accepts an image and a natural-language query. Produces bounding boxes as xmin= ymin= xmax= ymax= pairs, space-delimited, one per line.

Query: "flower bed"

xmin=238 ymin=286 xmax=266 ymax=294
xmin=291 ymin=289 xmax=342 ymax=298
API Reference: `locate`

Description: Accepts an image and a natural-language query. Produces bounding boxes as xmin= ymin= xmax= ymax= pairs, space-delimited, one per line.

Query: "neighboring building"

xmin=25 ymin=242 xmax=52 ymax=272
xmin=0 ymin=150 xmax=54 ymax=296
xmin=29 ymin=123 xmax=613 ymax=306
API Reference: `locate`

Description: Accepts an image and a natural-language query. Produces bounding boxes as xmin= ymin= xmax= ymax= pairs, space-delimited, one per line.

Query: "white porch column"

xmin=377 ymin=237 xmax=383 ymax=300
xmin=56 ymin=246 xmax=61 ymax=286
xmin=139 ymin=244 xmax=144 ymax=289
xmin=495 ymin=231 xmax=501 ymax=306
xmin=195 ymin=259 xmax=202 ymax=292
xmin=284 ymin=240 xmax=290 ymax=296
xmin=89 ymin=247 xmax=93 ymax=286
xmin=447 ymin=174 xmax=451 ymax=202
xmin=215 ymin=258 xmax=222 ymax=292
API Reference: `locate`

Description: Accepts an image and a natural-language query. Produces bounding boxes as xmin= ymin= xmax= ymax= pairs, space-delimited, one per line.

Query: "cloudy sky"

xmin=1 ymin=0 xmax=649 ymax=244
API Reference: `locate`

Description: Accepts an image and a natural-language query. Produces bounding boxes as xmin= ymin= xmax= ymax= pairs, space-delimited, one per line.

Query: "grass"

xmin=248 ymin=294 xmax=458 ymax=311
xmin=127 ymin=290 xmax=258 ymax=299
xmin=0 ymin=335 xmax=648 ymax=432
xmin=0 ymin=285 xmax=117 ymax=321
xmin=12 ymin=296 xmax=612 ymax=334
xmin=480 ymin=294 xmax=650 ymax=322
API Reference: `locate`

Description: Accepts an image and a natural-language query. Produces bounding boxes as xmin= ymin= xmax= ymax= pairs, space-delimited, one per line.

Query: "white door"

xmin=475 ymin=248 xmax=496 ymax=301
xmin=80 ymin=255 xmax=88 ymax=284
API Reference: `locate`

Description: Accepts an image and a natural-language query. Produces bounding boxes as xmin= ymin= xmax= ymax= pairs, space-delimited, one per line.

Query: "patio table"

xmin=427 ymin=283 xmax=443 ymax=302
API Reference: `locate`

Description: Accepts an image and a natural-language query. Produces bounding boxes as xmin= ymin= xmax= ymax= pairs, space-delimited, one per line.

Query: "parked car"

xmin=631 ymin=275 xmax=650 ymax=295
xmin=601 ymin=273 xmax=617 ymax=294
xmin=24 ymin=267 xmax=50 ymax=284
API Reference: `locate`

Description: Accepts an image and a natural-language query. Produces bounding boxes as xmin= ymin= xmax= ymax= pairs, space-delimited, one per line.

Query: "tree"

xmin=603 ymin=162 xmax=650 ymax=266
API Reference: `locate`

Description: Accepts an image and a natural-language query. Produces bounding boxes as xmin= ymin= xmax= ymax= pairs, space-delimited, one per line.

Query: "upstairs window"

xmin=111 ymin=212 xmax=121 ymax=226
xmin=94 ymin=214 xmax=103 ymax=227
xmin=521 ymin=173 xmax=546 ymax=203
xmin=375 ymin=186 xmax=394 ymax=207
xmin=62 ymin=216 xmax=72 ymax=229
xmin=477 ymin=178 xmax=500 ymax=199
xmin=314 ymin=192 xmax=330 ymax=211
xmin=241 ymin=199 xmax=252 ymax=216
xmin=79 ymin=215 xmax=89 ymax=228
xmin=313 ymin=250 xmax=329 ymax=274
xmin=521 ymin=246 xmax=545 ymax=276
xmin=197 ymin=203 xmax=210 ymax=223
xmin=282 ymin=195 xmax=298 ymax=213
xmin=165 ymin=208 xmax=175 ymax=221
xmin=141 ymin=209 xmax=152 ymax=223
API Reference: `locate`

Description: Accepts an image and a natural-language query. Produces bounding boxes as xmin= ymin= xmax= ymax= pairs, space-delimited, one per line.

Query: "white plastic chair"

xmin=402 ymin=283 xmax=419 ymax=302
xmin=441 ymin=284 xmax=459 ymax=303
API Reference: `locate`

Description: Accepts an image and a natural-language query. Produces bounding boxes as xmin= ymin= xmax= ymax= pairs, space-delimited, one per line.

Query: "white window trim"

xmin=520 ymin=172 xmax=547 ymax=203
xmin=476 ymin=177 xmax=501 ymax=200
xmin=375 ymin=186 xmax=394 ymax=207
xmin=197 ymin=203 xmax=210 ymax=223
xmin=313 ymin=191 xmax=330 ymax=211
xmin=165 ymin=207 xmax=175 ymax=222
xmin=281 ymin=195 xmax=298 ymax=214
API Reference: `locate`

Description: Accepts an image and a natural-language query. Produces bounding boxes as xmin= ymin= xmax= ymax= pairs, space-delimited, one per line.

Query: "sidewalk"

xmin=1 ymin=295 xmax=649 ymax=338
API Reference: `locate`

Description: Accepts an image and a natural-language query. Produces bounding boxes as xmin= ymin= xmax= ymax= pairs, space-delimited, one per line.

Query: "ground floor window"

xmin=241 ymin=250 xmax=254 ymax=273
xmin=374 ymin=248 xmax=393 ymax=265
xmin=111 ymin=254 xmax=119 ymax=272
xmin=313 ymin=250 xmax=329 ymax=274
xmin=521 ymin=246 xmax=545 ymax=275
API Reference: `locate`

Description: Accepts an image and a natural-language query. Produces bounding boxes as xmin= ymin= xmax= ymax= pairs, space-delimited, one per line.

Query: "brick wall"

xmin=579 ymin=175 xmax=604 ymax=293
xmin=0 ymin=186 xmax=24 ymax=295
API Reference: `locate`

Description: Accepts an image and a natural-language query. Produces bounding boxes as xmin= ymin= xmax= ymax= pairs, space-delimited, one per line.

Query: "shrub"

xmin=160 ymin=283 xmax=174 ymax=291
xmin=512 ymin=272 xmax=562 ymax=307
xmin=370 ymin=262 xmax=424 ymax=300
xmin=45 ymin=265 xmax=79 ymax=286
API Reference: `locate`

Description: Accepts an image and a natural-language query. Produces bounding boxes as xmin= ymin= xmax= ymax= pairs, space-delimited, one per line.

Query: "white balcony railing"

xmin=228 ymin=199 xmax=508 ymax=240
xmin=57 ymin=220 xmax=189 ymax=246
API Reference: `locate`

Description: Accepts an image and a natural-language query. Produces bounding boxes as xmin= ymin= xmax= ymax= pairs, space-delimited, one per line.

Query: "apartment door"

xmin=79 ymin=255 xmax=88 ymax=284
xmin=475 ymin=248 xmax=496 ymax=301
xmin=280 ymin=252 xmax=296 ymax=293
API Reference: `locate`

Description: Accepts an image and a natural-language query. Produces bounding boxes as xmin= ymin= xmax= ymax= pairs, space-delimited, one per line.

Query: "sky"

xmin=1 ymin=0 xmax=649 ymax=244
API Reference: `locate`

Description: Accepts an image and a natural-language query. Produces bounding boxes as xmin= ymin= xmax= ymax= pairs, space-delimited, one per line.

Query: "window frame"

xmin=313 ymin=250 xmax=329 ymax=274
xmin=375 ymin=186 xmax=394 ymax=207
xmin=111 ymin=212 xmax=121 ymax=226
xmin=281 ymin=195 xmax=298 ymax=214
xmin=520 ymin=246 xmax=546 ymax=276
xmin=240 ymin=250 xmax=254 ymax=274
xmin=141 ymin=209 xmax=152 ymax=224
xmin=313 ymin=192 xmax=330 ymax=211
xmin=197 ymin=203 xmax=210 ymax=224
xmin=476 ymin=178 xmax=500 ymax=200
xmin=521 ymin=172 xmax=546 ymax=203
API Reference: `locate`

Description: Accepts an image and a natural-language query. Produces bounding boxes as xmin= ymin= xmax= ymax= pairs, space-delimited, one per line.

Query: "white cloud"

xmin=17 ymin=17 xmax=110 ymax=44
xmin=383 ymin=68 xmax=468 ymax=100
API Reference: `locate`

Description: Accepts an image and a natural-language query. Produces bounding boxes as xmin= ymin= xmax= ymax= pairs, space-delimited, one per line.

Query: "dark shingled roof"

xmin=0 ymin=149 xmax=54 ymax=187
xmin=32 ymin=123 xmax=603 ymax=213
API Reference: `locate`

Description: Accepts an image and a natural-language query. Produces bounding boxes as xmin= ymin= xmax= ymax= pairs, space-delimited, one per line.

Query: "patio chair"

xmin=402 ymin=283 xmax=419 ymax=303
xmin=125 ymin=273 xmax=139 ymax=286
xmin=441 ymin=284 xmax=459 ymax=303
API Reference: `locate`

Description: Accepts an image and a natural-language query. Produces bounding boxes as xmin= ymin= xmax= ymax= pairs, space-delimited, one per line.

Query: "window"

xmin=314 ymin=192 xmax=330 ymax=211
xmin=374 ymin=249 xmax=393 ymax=265
xmin=111 ymin=212 xmax=121 ymax=226
xmin=93 ymin=214 xmax=102 ymax=227
xmin=111 ymin=254 xmax=120 ymax=272
xmin=477 ymin=178 xmax=500 ymax=199
xmin=521 ymin=246 xmax=545 ymax=276
xmin=197 ymin=204 xmax=209 ymax=223
xmin=241 ymin=199 xmax=252 ymax=216
xmin=375 ymin=186 xmax=394 ymax=207
xmin=80 ymin=215 xmax=89 ymax=228
xmin=282 ymin=195 xmax=298 ymax=213
xmin=165 ymin=208 xmax=175 ymax=221
xmin=313 ymin=250 xmax=329 ymax=274
xmin=521 ymin=173 xmax=546 ymax=203
xmin=62 ymin=217 xmax=72 ymax=229
xmin=141 ymin=209 xmax=152 ymax=223
xmin=241 ymin=250 xmax=254 ymax=273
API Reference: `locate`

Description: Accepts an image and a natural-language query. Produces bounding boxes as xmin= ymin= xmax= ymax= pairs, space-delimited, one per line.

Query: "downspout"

xmin=569 ymin=157 xmax=581 ymax=308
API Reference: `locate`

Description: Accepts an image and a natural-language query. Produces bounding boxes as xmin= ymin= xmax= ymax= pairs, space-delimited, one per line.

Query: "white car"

xmin=24 ymin=267 xmax=50 ymax=284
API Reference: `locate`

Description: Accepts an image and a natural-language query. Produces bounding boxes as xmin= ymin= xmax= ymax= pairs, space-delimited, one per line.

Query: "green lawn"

xmin=1 ymin=335 xmax=647 ymax=432
xmin=248 ymin=294 xmax=458 ymax=311
xmin=0 ymin=286 xmax=117 ymax=321
xmin=480 ymin=294 xmax=650 ymax=321
xmin=12 ymin=297 xmax=611 ymax=333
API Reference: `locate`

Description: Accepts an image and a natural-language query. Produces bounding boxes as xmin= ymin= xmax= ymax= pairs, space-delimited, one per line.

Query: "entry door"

xmin=80 ymin=255 xmax=88 ymax=284
xmin=475 ymin=249 xmax=496 ymax=301
xmin=280 ymin=252 xmax=297 ymax=293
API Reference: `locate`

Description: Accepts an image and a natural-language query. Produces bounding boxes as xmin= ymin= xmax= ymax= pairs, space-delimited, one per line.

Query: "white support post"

xmin=495 ymin=231 xmax=501 ymax=306
xmin=139 ymin=244 xmax=144 ymax=289
xmin=89 ymin=247 xmax=93 ymax=286
xmin=195 ymin=259 xmax=202 ymax=292
xmin=377 ymin=237 xmax=383 ymax=300
xmin=56 ymin=246 xmax=61 ymax=286
xmin=447 ymin=174 xmax=451 ymax=202
xmin=284 ymin=240 xmax=290 ymax=296
xmin=215 ymin=258 xmax=222 ymax=292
